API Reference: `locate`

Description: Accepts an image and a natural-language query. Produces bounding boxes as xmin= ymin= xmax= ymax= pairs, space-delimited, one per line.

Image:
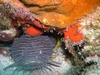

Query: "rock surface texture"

xmin=20 ymin=0 xmax=100 ymax=28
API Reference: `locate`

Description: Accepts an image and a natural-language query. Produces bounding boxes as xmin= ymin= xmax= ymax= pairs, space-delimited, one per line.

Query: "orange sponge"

xmin=63 ymin=23 xmax=83 ymax=42
xmin=25 ymin=26 xmax=43 ymax=36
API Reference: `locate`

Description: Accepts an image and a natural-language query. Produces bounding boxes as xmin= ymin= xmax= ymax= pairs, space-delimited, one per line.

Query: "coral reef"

xmin=0 ymin=0 xmax=100 ymax=75
xmin=64 ymin=6 xmax=100 ymax=75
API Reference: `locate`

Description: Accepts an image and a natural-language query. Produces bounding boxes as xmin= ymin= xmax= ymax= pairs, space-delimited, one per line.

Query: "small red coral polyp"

xmin=25 ymin=26 xmax=43 ymax=37
xmin=11 ymin=19 xmax=18 ymax=26
xmin=63 ymin=23 xmax=83 ymax=42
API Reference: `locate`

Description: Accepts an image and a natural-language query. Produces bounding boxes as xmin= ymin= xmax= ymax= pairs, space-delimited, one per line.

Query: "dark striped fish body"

xmin=4 ymin=34 xmax=60 ymax=75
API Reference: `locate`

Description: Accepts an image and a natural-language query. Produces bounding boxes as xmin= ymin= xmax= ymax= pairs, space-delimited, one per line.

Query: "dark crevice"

xmin=19 ymin=0 xmax=62 ymax=8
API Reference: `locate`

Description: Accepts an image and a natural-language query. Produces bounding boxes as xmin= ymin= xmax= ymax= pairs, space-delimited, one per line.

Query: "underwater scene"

xmin=0 ymin=0 xmax=100 ymax=75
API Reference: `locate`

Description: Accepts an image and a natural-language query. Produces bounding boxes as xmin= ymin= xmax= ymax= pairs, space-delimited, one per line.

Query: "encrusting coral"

xmin=21 ymin=0 xmax=100 ymax=28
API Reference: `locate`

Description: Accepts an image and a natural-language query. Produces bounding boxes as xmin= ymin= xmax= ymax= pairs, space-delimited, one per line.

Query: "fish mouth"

xmin=24 ymin=60 xmax=43 ymax=66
